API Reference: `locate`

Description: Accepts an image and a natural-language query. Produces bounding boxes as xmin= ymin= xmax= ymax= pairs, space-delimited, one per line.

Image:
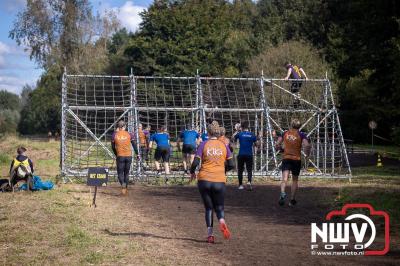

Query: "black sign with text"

xmin=87 ymin=167 xmax=108 ymax=187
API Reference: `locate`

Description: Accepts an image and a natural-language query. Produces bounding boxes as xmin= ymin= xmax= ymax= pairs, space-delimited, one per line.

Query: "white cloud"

xmin=0 ymin=42 xmax=11 ymax=54
xmin=0 ymin=41 xmax=40 ymax=94
xmin=0 ymin=75 xmax=32 ymax=94
xmin=113 ymin=1 xmax=146 ymax=33
xmin=0 ymin=41 xmax=29 ymax=69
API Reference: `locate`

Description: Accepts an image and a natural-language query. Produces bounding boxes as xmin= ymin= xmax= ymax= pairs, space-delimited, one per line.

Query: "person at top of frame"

xmin=284 ymin=62 xmax=308 ymax=107
xmin=9 ymin=146 xmax=34 ymax=191
xmin=190 ymin=121 xmax=234 ymax=244
xmin=232 ymin=121 xmax=258 ymax=191
xmin=284 ymin=62 xmax=308 ymax=82
xmin=178 ymin=127 xmax=201 ymax=174
xmin=111 ymin=120 xmax=138 ymax=196
xmin=138 ymin=124 xmax=150 ymax=167
xmin=275 ymin=118 xmax=311 ymax=207
xmin=149 ymin=126 xmax=171 ymax=178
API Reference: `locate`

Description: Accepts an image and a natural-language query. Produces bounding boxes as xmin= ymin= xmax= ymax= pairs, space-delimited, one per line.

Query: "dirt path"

xmin=83 ymin=182 xmax=399 ymax=266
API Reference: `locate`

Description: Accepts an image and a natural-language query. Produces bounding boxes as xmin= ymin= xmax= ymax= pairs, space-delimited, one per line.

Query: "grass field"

xmin=353 ymin=143 xmax=400 ymax=159
xmin=1 ymin=136 xmax=399 ymax=265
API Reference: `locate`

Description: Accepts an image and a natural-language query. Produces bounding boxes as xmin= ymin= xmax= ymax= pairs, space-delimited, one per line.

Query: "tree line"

xmin=1 ymin=0 xmax=398 ymax=145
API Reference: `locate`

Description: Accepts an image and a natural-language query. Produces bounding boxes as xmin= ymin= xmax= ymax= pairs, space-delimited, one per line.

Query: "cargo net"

xmin=61 ymin=73 xmax=351 ymax=181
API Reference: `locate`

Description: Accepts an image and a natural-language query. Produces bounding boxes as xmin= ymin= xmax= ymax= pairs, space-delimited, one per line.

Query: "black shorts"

xmin=182 ymin=144 xmax=196 ymax=155
xmin=282 ymin=159 xmax=301 ymax=176
xmin=155 ymin=147 xmax=170 ymax=162
xmin=290 ymin=81 xmax=303 ymax=93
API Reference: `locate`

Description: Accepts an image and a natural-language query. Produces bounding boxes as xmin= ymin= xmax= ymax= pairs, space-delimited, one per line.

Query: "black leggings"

xmin=237 ymin=155 xmax=253 ymax=185
xmin=198 ymin=180 xmax=226 ymax=228
xmin=116 ymin=156 xmax=132 ymax=187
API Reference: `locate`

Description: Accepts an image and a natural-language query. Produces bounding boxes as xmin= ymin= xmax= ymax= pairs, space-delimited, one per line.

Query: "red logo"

xmin=326 ymin=204 xmax=390 ymax=256
xmin=311 ymin=204 xmax=390 ymax=256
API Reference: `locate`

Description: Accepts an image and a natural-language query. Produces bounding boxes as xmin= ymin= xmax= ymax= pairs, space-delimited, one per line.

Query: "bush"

xmin=246 ymin=40 xmax=332 ymax=79
xmin=0 ymin=109 xmax=20 ymax=135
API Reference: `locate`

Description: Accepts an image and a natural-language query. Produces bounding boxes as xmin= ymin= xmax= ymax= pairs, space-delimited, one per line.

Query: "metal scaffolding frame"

xmin=61 ymin=71 xmax=351 ymax=181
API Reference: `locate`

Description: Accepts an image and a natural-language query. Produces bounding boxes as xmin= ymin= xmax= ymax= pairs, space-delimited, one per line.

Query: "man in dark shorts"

xmin=284 ymin=62 xmax=308 ymax=108
xmin=178 ymin=127 xmax=200 ymax=174
xmin=232 ymin=121 xmax=258 ymax=191
xmin=149 ymin=126 xmax=171 ymax=175
xmin=275 ymin=118 xmax=311 ymax=206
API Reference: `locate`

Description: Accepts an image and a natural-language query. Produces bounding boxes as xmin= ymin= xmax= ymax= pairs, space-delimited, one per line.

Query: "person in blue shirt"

xmin=178 ymin=127 xmax=200 ymax=174
xmin=201 ymin=132 xmax=208 ymax=141
xmin=149 ymin=126 xmax=171 ymax=175
xmin=233 ymin=121 xmax=258 ymax=190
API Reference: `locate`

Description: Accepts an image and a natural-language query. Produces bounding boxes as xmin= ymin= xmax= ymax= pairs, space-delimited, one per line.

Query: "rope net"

xmin=61 ymin=74 xmax=351 ymax=180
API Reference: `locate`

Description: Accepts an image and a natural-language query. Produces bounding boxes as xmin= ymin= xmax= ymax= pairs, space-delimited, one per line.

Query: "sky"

xmin=0 ymin=0 xmax=152 ymax=95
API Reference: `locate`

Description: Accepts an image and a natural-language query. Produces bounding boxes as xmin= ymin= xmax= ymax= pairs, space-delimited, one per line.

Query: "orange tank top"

xmin=138 ymin=129 xmax=147 ymax=147
xmin=218 ymin=136 xmax=230 ymax=146
xmin=113 ymin=130 xmax=133 ymax=157
xmin=283 ymin=129 xmax=303 ymax=161
xmin=196 ymin=139 xmax=232 ymax=183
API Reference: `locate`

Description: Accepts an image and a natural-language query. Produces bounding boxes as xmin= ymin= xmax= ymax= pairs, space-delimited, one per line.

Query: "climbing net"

xmin=61 ymin=72 xmax=351 ymax=181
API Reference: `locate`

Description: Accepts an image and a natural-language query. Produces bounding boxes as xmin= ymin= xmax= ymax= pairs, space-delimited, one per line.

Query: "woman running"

xmin=190 ymin=121 xmax=234 ymax=243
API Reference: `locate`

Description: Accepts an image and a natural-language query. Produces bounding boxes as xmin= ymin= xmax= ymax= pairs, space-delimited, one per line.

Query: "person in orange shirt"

xmin=111 ymin=120 xmax=138 ymax=195
xmin=218 ymin=127 xmax=233 ymax=152
xmin=138 ymin=123 xmax=150 ymax=167
xmin=190 ymin=121 xmax=234 ymax=243
xmin=275 ymin=118 xmax=311 ymax=206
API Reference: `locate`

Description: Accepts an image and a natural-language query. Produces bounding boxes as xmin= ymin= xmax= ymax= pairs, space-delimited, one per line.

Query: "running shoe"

xmin=121 ymin=188 xmax=127 ymax=196
xmin=278 ymin=192 xmax=286 ymax=206
xmin=184 ymin=170 xmax=189 ymax=175
xmin=219 ymin=222 xmax=231 ymax=239
xmin=238 ymin=185 xmax=244 ymax=190
xmin=247 ymin=182 xmax=253 ymax=191
xmin=289 ymin=199 xmax=297 ymax=206
xmin=156 ymin=170 xmax=161 ymax=178
xmin=207 ymin=235 xmax=215 ymax=244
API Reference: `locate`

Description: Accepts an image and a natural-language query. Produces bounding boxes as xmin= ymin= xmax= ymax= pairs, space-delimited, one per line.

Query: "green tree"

xmin=0 ymin=90 xmax=21 ymax=135
xmin=122 ymin=0 xmax=258 ymax=76
xmin=246 ymin=40 xmax=331 ymax=79
xmin=18 ymin=67 xmax=61 ymax=134
xmin=0 ymin=90 xmax=21 ymax=111
xmin=10 ymin=0 xmax=119 ymax=73
xmin=20 ymin=85 xmax=34 ymax=108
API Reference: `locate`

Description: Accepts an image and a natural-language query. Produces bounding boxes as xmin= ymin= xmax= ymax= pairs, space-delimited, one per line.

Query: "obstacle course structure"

xmin=61 ymin=70 xmax=351 ymax=181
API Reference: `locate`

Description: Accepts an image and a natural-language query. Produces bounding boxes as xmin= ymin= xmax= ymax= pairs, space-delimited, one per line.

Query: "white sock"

xmin=219 ymin=218 xmax=225 ymax=224
xmin=207 ymin=227 xmax=213 ymax=236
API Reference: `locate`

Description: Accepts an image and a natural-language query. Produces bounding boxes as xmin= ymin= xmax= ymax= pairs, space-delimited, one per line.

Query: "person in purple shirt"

xmin=284 ymin=62 xmax=308 ymax=108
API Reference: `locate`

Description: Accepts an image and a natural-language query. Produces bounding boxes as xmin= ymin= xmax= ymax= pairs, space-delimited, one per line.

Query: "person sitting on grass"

xmin=9 ymin=146 xmax=34 ymax=191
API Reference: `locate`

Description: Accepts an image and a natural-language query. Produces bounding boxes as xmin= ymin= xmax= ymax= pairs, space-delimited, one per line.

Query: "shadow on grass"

xmin=103 ymin=228 xmax=207 ymax=244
